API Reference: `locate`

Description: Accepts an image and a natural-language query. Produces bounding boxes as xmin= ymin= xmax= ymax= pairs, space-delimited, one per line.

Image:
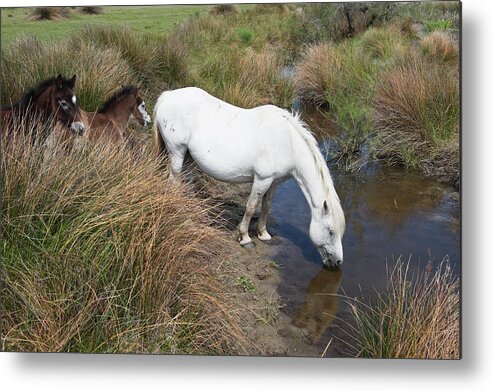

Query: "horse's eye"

xmin=329 ymin=229 xmax=335 ymax=237
xmin=59 ymin=100 xmax=69 ymax=110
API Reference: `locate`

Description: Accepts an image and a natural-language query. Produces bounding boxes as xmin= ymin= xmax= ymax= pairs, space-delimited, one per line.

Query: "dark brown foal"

xmin=82 ymin=86 xmax=150 ymax=145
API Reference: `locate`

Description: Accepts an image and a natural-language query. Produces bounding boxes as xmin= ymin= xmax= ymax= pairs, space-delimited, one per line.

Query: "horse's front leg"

xmin=238 ymin=177 xmax=272 ymax=248
xmin=256 ymin=183 xmax=277 ymax=241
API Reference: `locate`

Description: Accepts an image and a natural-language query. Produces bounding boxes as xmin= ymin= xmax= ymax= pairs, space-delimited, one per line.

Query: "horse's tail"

xmin=152 ymin=115 xmax=167 ymax=160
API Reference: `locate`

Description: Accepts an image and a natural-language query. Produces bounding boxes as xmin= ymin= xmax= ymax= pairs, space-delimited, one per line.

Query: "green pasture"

xmin=1 ymin=6 xmax=211 ymax=45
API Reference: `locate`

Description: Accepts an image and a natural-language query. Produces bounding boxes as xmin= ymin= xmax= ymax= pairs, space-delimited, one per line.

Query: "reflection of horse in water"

xmin=293 ymin=266 xmax=342 ymax=343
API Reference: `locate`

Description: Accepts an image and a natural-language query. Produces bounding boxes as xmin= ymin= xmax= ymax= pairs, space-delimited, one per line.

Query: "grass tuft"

xmin=1 ymin=123 xmax=250 ymax=354
xmin=29 ymin=7 xmax=70 ymax=21
xmin=420 ymin=31 xmax=459 ymax=65
xmin=342 ymin=257 xmax=459 ymax=359
xmin=374 ymin=53 xmax=459 ymax=183
xmin=424 ymin=18 xmax=453 ymax=32
xmin=79 ymin=7 xmax=104 ymax=15
xmin=238 ymin=27 xmax=254 ymax=44
xmin=210 ymin=4 xmax=237 ymax=15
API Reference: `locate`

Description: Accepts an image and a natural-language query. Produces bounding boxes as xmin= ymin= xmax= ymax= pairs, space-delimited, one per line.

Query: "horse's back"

xmin=154 ymin=87 xmax=299 ymax=182
xmin=83 ymin=111 xmax=121 ymax=144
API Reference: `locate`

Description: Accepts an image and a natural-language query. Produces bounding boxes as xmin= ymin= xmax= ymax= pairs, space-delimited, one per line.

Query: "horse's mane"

xmin=286 ymin=111 xmax=346 ymax=235
xmin=97 ymin=86 xmax=137 ymax=114
xmin=1 ymin=77 xmax=59 ymax=111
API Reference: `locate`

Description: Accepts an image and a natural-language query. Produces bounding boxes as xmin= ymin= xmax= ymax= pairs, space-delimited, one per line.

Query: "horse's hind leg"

xmin=257 ymin=183 xmax=277 ymax=241
xmin=238 ymin=177 xmax=273 ymax=248
xmin=168 ymin=146 xmax=187 ymax=182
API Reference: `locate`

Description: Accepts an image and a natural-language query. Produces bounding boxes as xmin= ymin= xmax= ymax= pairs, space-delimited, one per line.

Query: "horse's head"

xmin=131 ymin=88 xmax=151 ymax=127
xmin=309 ymin=199 xmax=345 ymax=269
xmin=51 ymin=74 xmax=85 ymax=136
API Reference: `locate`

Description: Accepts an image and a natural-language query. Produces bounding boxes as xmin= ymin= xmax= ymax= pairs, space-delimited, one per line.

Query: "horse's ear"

xmin=55 ymin=74 xmax=63 ymax=89
xmin=323 ymin=200 xmax=329 ymax=214
xmin=68 ymin=74 xmax=76 ymax=88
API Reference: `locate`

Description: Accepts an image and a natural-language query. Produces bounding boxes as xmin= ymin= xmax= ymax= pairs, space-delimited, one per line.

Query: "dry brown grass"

xmin=1 ymin=36 xmax=134 ymax=111
xmin=420 ymin=31 xmax=459 ymax=65
xmin=199 ymin=47 xmax=293 ymax=109
xmin=294 ymin=43 xmax=341 ymax=107
xmin=359 ymin=26 xmax=407 ymax=60
xmin=210 ymin=4 xmax=237 ymax=15
xmin=29 ymin=7 xmax=70 ymax=21
xmin=342 ymin=257 xmax=460 ymax=359
xmin=374 ymin=53 xmax=459 ymax=183
xmin=1 ymin=122 xmax=250 ymax=354
xmin=79 ymin=6 xmax=104 ymax=15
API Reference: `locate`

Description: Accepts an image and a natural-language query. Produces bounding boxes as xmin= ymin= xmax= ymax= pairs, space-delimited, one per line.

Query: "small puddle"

xmin=265 ymin=86 xmax=460 ymax=355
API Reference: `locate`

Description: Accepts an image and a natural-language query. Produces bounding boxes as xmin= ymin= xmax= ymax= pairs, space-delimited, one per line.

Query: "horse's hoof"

xmin=257 ymin=232 xmax=272 ymax=241
xmin=241 ymin=242 xmax=255 ymax=249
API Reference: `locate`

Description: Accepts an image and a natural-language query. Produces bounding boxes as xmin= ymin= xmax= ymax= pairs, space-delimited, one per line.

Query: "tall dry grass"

xmin=342 ymin=258 xmax=460 ymax=359
xmin=75 ymin=25 xmax=153 ymax=79
xmin=374 ymin=53 xmax=459 ymax=182
xmin=294 ymin=24 xmax=459 ymax=184
xmin=167 ymin=6 xmax=300 ymax=108
xmin=1 ymin=26 xmax=194 ymax=114
xmin=1 ymin=36 xmax=134 ymax=111
xmin=29 ymin=7 xmax=71 ymax=21
xmin=294 ymin=37 xmax=377 ymax=133
xmin=79 ymin=6 xmax=104 ymax=15
xmin=197 ymin=47 xmax=293 ymax=109
xmin=294 ymin=43 xmax=341 ymax=107
xmin=1 ymin=123 xmax=249 ymax=354
xmin=420 ymin=31 xmax=459 ymax=65
xmin=359 ymin=26 xmax=407 ymax=60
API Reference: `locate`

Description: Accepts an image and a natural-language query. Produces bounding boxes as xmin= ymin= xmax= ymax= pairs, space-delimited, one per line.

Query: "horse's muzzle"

xmin=319 ymin=247 xmax=343 ymax=269
xmin=70 ymin=121 xmax=85 ymax=136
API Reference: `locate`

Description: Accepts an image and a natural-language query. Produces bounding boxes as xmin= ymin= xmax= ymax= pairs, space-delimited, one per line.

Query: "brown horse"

xmin=82 ymin=86 xmax=151 ymax=144
xmin=1 ymin=74 xmax=85 ymax=139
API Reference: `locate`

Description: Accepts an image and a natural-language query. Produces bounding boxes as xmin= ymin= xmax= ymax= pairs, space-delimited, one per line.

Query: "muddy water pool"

xmin=265 ymin=139 xmax=460 ymax=357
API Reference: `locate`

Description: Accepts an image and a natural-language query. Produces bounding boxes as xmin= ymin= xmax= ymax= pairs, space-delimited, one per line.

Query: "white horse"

xmin=153 ymin=87 xmax=345 ymax=267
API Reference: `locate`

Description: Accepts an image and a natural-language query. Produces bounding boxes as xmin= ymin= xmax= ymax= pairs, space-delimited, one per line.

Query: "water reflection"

xmin=293 ymin=266 xmax=342 ymax=343
xmin=334 ymin=168 xmax=451 ymax=238
xmin=267 ymin=101 xmax=459 ymax=355
xmin=271 ymin=149 xmax=459 ymax=355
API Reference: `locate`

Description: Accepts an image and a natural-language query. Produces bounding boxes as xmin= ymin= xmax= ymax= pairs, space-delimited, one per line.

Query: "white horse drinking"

xmin=153 ymin=87 xmax=345 ymax=267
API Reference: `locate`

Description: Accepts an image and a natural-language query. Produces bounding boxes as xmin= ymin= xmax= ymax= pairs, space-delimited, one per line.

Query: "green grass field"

xmin=1 ymin=6 xmax=211 ymax=46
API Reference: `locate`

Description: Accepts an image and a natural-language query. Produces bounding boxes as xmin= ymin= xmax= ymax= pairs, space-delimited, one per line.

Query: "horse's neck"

xmin=292 ymin=141 xmax=327 ymax=214
xmin=103 ymin=99 xmax=132 ymax=128
xmin=31 ymin=88 xmax=50 ymax=114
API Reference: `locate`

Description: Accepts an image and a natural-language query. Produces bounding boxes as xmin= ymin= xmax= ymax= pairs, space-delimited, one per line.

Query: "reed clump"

xmin=210 ymin=4 xmax=237 ymax=16
xmin=374 ymin=53 xmax=459 ymax=183
xmin=294 ymin=43 xmax=341 ymax=108
xmin=29 ymin=7 xmax=70 ymax=21
xmin=201 ymin=47 xmax=293 ymax=109
xmin=420 ymin=31 xmax=459 ymax=65
xmin=342 ymin=257 xmax=459 ymax=359
xmin=1 ymin=124 xmax=249 ymax=354
xmin=74 ymin=25 xmax=157 ymax=83
xmin=79 ymin=6 xmax=104 ymax=15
